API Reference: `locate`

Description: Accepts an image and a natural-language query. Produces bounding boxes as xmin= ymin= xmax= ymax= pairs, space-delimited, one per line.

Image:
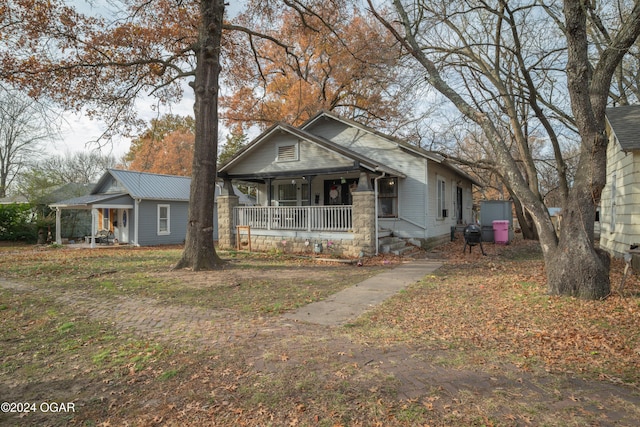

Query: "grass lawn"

xmin=1 ymin=240 xmax=639 ymax=426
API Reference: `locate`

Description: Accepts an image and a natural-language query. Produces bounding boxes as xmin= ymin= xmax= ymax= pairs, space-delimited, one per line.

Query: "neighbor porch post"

xmin=55 ymin=207 xmax=62 ymax=245
xmin=350 ymin=171 xmax=376 ymax=257
xmin=90 ymin=208 xmax=97 ymax=248
xmin=217 ymin=179 xmax=240 ymax=250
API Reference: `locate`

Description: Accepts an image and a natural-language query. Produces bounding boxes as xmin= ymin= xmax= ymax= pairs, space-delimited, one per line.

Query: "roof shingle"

xmin=606 ymin=105 xmax=640 ymax=151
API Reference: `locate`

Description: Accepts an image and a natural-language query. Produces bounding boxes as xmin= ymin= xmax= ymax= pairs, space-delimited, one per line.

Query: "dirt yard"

xmin=1 ymin=239 xmax=639 ymax=426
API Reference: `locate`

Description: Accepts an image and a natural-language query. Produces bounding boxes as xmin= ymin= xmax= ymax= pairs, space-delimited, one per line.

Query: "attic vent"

xmin=277 ymin=143 xmax=298 ymax=162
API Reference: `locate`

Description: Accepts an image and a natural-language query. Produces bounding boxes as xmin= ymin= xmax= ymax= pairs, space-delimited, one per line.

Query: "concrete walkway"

xmin=284 ymin=259 xmax=442 ymax=326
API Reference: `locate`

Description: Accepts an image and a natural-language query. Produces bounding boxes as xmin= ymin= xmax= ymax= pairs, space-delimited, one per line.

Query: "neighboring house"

xmin=50 ymin=169 xmax=251 ymax=247
xmin=2 ymin=184 xmax=94 ymax=241
xmin=0 ymin=195 xmax=29 ymax=205
xmin=216 ymin=110 xmax=480 ymax=257
xmin=45 ymin=182 xmax=95 ymax=240
xmin=600 ymin=105 xmax=640 ymax=258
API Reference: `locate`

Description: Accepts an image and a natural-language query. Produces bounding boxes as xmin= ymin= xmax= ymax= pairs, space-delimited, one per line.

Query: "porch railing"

xmin=234 ymin=206 xmax=353 ymax=232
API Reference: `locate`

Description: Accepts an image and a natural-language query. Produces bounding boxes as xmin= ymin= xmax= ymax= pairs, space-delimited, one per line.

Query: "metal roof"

xmin=51 ymin=170 xmax=254 ymax=207
xmin=104 ymin=169 xmax=191 ymax=201
xmin=606 ymin=105 xmax=640 ymax=151
xmin=50 ymin=193 xmax=129 ymax=208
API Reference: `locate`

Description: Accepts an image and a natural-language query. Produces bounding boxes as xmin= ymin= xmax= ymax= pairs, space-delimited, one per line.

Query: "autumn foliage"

xmin=1 ymin=0 xmax=200 ymax=141
xmin=124 ymin=115 xmax=195 ymax=176
xmin=223 ymin=4 xmax=407 ymax=132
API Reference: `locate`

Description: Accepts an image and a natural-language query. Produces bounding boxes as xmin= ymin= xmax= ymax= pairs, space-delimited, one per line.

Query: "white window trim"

xmin=102 ymin=208 xmax=110 ymax=230
xmin=377 ymin=177 xmax=398 ymax=218
xmin=276 ymin=141 xmax=299 ymax=162
xmin=157 ymin=204 xmax=171 ymax=235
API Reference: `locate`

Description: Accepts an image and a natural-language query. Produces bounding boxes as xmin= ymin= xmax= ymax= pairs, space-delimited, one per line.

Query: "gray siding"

xmin=136 ymin=200 xmax=189 ymax=246
xmin=95 ymin=175 xmax=126 ymax=194
xmin=96 ymin=194 xmax=135 ymax=207
xmin=309 ymin=120 xmax=434 ymax=237
xmin=228 ymin=134 xmax=353 ymax=175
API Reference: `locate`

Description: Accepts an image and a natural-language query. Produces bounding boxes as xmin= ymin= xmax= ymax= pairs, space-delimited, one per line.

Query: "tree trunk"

xmin=174 ymin=0 xmax=225 ymax=271
xmin=545 ymin=195 xmax=610 ymax=299
xmin=512 ymin=195 xmax=537 ymax=240
xmin=544 ymin=127 xmax=610 ymax=298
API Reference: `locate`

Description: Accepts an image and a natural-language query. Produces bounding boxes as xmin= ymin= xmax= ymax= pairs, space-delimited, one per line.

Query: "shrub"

xmin=0 ymin=203 xmax=38 ymax=242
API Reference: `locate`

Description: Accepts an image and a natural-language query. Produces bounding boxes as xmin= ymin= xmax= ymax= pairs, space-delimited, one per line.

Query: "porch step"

xmin=379 ymin=235 xmax=424 ymax=258
xmin=378 ymin=229 xmax=393 ymax=238
xmin=392 ymin=245 xmax=420 ymax=257
xmin=379 ymin=236 xmax=415 ymax=256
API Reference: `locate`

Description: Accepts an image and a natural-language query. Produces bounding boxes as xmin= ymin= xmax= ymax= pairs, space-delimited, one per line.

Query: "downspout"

xmin=134 ymin=198 xmax=141 ymax=246
xmin=374 ymin=172 xmax=386 ymax=255
xmin=424 ymin=158 xmax=429 ymax=238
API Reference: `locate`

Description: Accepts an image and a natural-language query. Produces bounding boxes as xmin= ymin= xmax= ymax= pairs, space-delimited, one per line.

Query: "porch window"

xmin=378 ymin=177 xmax=398 ymax=218
xmin=437 ymin=176 xmax=446 ymax=219
xmin=271 ymin=182 xmax=309 ymax=206
xmin=276 ymin=142 xmax=299 ymax=162
xmin=158 ymin=204 xmax=170 ymax=235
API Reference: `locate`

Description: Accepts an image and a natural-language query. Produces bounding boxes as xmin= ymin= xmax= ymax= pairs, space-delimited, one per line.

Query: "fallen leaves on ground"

xmin=359 ymin=238 xmax=640 ymax=383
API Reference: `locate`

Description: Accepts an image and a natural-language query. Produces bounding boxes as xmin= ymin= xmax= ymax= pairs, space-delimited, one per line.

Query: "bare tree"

xmin=0 ymin=88 xmax=55 ymax=198
xmin=366 ymin=0 xmax=640 ymax=299
xmin=31 ymin=151 xmax=117 ymax=185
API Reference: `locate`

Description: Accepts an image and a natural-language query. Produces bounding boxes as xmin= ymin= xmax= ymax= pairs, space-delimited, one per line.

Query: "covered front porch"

xmin=50 ymin=193 xmax=134 ymax=248
xmin=216 ymin=172 xmax=380 ymax=257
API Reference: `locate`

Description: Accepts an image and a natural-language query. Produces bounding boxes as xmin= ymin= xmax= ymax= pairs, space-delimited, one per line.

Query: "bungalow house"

xmin=50 ymin=169 xmax=251 ymax=247
xmin=216 ymin=111 xmax=481 ymax=257
xmin=600 ymin=105 xmax=640 ymax=258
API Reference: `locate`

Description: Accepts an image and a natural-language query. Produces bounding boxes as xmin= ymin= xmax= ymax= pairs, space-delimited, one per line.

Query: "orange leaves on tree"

xmin=125 ymin=114 xmax=195 ymax=176
xmin=223 ymin=4 xmax=406 ymax=132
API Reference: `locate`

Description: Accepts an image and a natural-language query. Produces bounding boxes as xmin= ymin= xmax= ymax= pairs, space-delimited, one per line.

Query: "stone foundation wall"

xmin=238 ymin=233 xmax=354 ymax=257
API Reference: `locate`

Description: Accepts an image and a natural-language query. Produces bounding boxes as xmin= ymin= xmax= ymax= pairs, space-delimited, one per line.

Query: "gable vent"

xmin=277 ymin=144 xmax=298 ymax=162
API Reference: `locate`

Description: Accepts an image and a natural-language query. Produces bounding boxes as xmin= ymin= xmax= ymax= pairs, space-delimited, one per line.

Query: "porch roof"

xmin=50 ymin=193 xmax=130 ymax=209
xmin=218 ymin=122 xmax=406 ymax=180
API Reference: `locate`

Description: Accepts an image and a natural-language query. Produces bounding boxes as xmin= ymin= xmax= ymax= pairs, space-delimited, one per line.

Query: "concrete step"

xmin=391 ymin=245 xmax=414 ymax=256
xmin=378 ymin=229 xmax=393 ymax=238
xmin=379 ymin=236 xmax=407 ymax=254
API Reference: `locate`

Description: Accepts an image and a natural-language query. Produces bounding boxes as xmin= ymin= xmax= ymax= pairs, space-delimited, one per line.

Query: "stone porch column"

xmin=217 ymin=183 xmax=239 ymax=250
xmin=351 ymin=188 xmax=376 ymax=258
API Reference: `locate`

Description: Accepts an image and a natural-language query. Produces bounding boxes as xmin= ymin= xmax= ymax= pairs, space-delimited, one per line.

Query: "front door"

xmin=324 ymin=179 xmax=356 ymax=205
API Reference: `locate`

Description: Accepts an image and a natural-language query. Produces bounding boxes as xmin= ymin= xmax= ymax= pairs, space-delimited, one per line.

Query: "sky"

xmin=50 ymin=0 xmax=245 ymax=160
xmin=54 ymin=94 xmax=195 ymax=159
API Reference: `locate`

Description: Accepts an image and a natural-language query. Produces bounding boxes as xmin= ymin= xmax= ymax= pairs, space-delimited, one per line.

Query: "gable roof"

xmin=218 ymin=122 xmax=407 ymax=178
xmin=606 ymin=105 xmax=640 ymax=151
xmin=100 ymin=169 xmax=191 ymax=201
xmin=303 ymin=111 xmax=482 ymax=186
xmin=220 ymin=110 xmax=482 ymax=186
